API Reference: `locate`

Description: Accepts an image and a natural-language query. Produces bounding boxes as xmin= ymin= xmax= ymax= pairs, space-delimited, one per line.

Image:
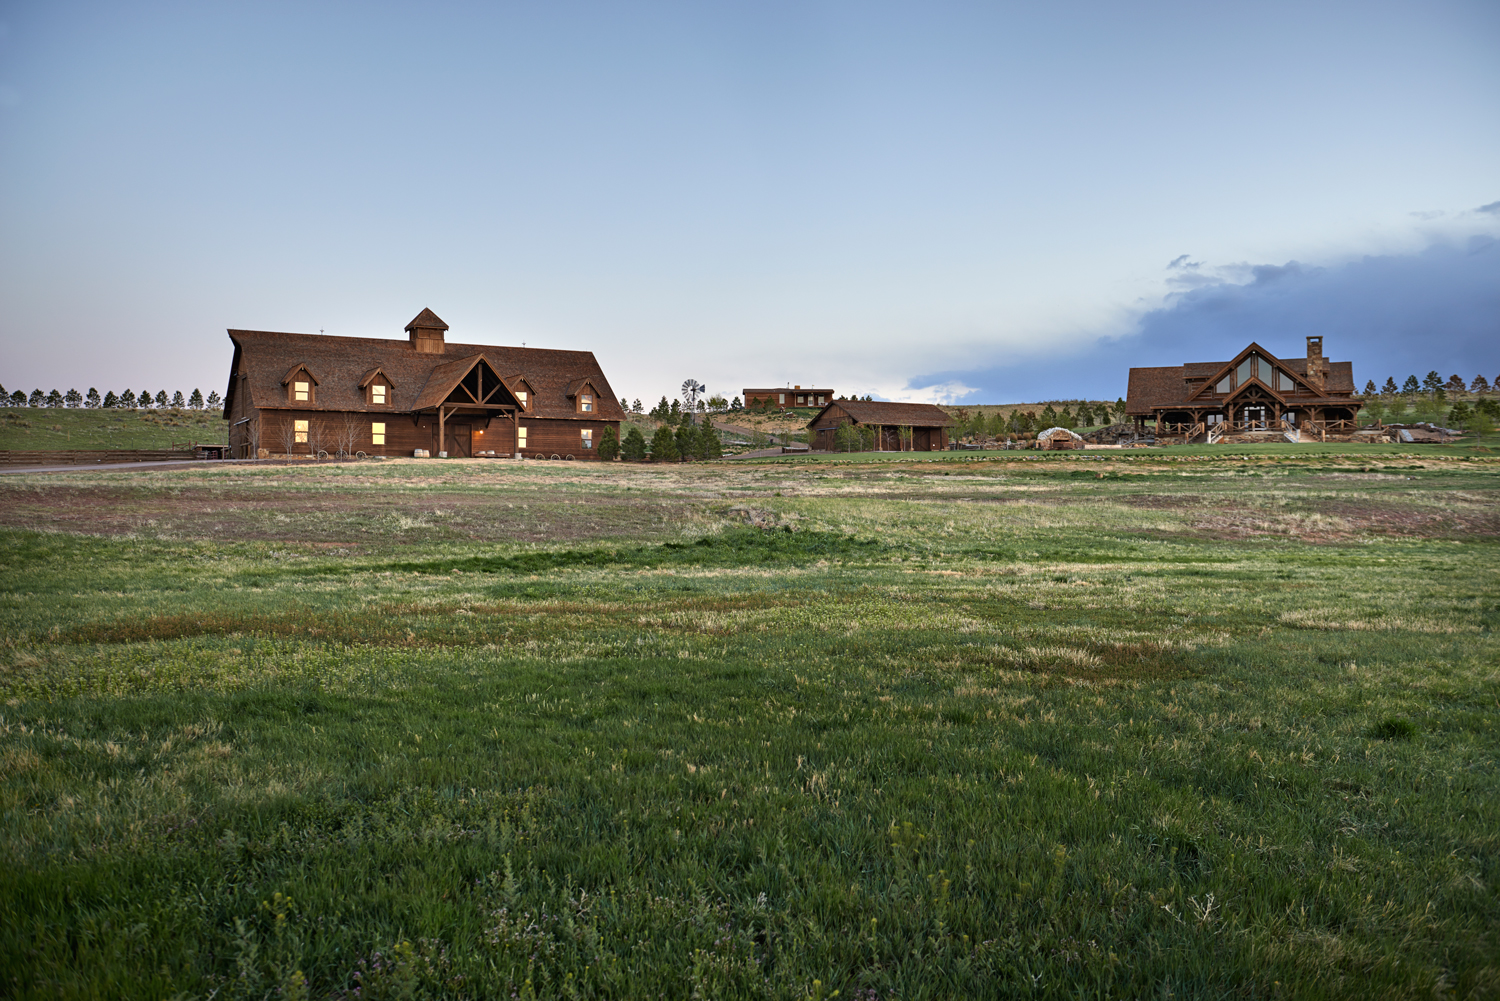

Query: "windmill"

xmin=682 ymin=379 xmax=704 ymax=409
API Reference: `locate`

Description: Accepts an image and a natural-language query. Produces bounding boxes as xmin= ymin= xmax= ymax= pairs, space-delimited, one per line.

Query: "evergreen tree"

xmin=1040 ymin=403 xmax=1058 ymax=427
xmin=28 ymin=389 xmax=43 ymax=407
xmin=189 ymin=388 xmax=203 ymax=409
xmin=86 ymin=388 xmax=101 ymax=408
xmin=45 ymin=389 xmax=64 ymax=407
xmin=1363 ymin=380 xmax=1377 ymax=396
xmin=674 ymin=423 xmax=693 ymax=460
xmin=1401 ymin=375 xmax=1419 ymax=395
xmin=0 ymin=382 xmax=5 ymax=398
xmin=172 ymin=390 xmax=185 ymax=408
xmin=1113 ymin=398 xmax=1127 ymax=423
xmin=1444 ymin=374 xmax=1466 ymax=395
xmin=103 ymin=391 xmax=119 ymax=408
xmin=1421 ymin=371 xmax=1442 ymax=395
xmin=621 ymin=424 xmax=647 ymax=461
xmin=1471 ymin=375 xmax=1491 ymax=394
xmin=1058 ymin=405 xmax=1074 ymax=428
xmin=731 ymin=396 xmax=741 ymax=409
xmin=155 ymin=390 xmax=169 ymax=408
xmin=65 ymin=388 xmax=83 ymax=407
xmin=969 ymin=409 xmax=985 ymax=437
xmin=649 ymin=423 xmax=678 ymax=461
xmin=1447 ymin=401 xmax=1472 ymax=429
xmin=698 ymin=418 xmax=722 ymax=459
xmin=597 ymin=425 xmax=620 ymax=460
xmin=120 ymin=390 xmax=136 ymax=408
xmin=669 ymin=399 xmax=682 ymax=421
xmin=8 ymin=390 xmax=25 ymax=407
xmin=206 ymin=391 xmax=221 ymax=410
xmin=620 ymin=397 xmax=628 ymax=412
xmin=631 ymin=399 xmax=642 ymax=413
xmin=1381 ymin=376 xmax=1398 ymax=395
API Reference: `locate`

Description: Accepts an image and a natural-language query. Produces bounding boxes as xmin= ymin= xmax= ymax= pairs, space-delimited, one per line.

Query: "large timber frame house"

xmin=1126 ymin=337 xmax=1363 ymax=440
xmin=224 ymin=309 xmax=625 ymax=460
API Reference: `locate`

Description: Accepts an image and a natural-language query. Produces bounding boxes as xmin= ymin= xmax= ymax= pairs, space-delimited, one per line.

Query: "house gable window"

xmin=283 ymin=365 xmax=318 ymax=404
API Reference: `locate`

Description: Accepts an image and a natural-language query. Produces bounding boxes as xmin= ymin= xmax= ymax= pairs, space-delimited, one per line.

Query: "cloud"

xmin=899 ymin=234 xmax=1500 ymax=403
xmin=1478 ymin=201 xmax=1500 ymax=215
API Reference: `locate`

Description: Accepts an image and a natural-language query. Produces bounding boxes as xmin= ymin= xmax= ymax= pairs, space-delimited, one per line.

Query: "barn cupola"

xmin=406 ymin=308 xmax=449 ymax=354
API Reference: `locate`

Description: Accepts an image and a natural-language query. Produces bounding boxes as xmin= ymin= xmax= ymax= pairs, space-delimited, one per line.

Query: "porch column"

xmin=438 ymin=406 xmax=446 ymax=455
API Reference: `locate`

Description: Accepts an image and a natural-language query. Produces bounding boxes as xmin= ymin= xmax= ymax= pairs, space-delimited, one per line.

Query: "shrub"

xmin=597 ymin=425 xmax=619 ymax=460
xmin=649 ymin=424 xmax=678 ymax=461
xmin=620 ymin=425 xmax=647 ymax=461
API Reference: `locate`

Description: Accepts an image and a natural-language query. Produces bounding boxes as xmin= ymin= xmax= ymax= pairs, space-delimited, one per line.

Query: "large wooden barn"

xmin=806 ymin=399 xmax=954 ymax=451
xmin=223 ymin=309 xmax=626 ymax=460
xmin=1126 ymin=337 xmax=1363 ymax=435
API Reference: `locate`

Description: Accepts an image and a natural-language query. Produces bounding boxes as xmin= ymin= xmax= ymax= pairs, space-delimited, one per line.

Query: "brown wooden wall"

xmin=233 ymin=408 xmax=620 ymax=459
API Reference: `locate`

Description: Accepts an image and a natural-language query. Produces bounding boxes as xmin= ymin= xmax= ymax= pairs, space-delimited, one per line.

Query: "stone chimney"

xmin=1305 ymin=336 xmax=1328 ymax=393
xmin=406 ymin=308 xmax=449 ymax=354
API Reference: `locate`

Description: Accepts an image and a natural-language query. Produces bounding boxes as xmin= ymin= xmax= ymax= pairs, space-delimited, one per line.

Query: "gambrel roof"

xmin=224 ymin=327 xmax=626 ymax=420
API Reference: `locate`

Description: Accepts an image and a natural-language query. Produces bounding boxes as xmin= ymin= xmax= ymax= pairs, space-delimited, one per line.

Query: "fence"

xmin=0 ymin=449 xmax=210 ymax=466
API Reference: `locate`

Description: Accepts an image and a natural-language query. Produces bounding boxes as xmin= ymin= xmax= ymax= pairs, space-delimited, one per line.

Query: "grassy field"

xmin=0 ymin=406 xmax=227 ymax=451
xmin=1 ymin=450 xmax=1496 ymax=998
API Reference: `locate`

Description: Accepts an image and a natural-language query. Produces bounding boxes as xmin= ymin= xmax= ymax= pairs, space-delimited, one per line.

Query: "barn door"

xmin=449 ymin=424 xmax=472 ymax=457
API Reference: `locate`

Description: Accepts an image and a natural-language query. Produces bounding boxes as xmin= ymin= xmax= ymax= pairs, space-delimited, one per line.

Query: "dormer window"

xmin=516 ymin=390 xmax=528 ymax=408
xmin=371 ymin=383 xmax=387 ymax=405
xmin=359 ymin=368 xmax=394 ymax=408
xmin=580 ymin=393 xmax=593 ymax=413
xmin=282 ymin=365 xmax=318 ymax=404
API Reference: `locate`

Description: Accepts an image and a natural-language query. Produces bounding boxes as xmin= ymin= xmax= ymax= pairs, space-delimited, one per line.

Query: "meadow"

xmin=1 ymin=450 xmax=1496 ymax=999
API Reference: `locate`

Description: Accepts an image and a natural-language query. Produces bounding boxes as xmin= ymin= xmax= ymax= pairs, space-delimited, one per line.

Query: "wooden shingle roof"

xmin=225 ymin=328 xmax=626 ymax=421
xmin=807 ymin=400 xmax=954 ymax=428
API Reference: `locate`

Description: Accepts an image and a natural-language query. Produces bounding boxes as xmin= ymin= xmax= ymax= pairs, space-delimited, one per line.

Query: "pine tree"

xmin=85 ymin=388 xmax=101 ymax=408
xmin=731 ymin=396 xmax=741 ymax=409
xmin=0 ymin=382 xmax=5 ymax=398
xmin=631 ymin=399 xmax=642 ymax=413
xmin=597 ymin=426 xmax=620 ymax=460
xmin=189 ymin=388 xmax=203 ymax=409
xmin=1058 ymin=405 xmax=1074 ymax=428
xmin=103 ymin=391 xmax=119 ymax=408
xmin=8 ymin=391 xmax=24 ymax=407
xmin=620 ymin=398 xmax=628 ymax=412
xmin=621 ymin=424 xmax=647 ymax=461
xmin=155 ymin=390 xmax=169 ymax=408
xmin=674 ymin=423 xmax=694 ymax=460
xmin=1402 ymin=375 xmax=1419 ymax=395
xmin=27 ymin=389 xmax=42 ymax=407
xmin=1040 ymin=403 xmax=1058 ymax=427
xmin=46 ymin=389 xmax=64 ymax=408
xmin=120 ymin=390 xmax=136 ymax=408
xmin=65 ymin=388 xmax=83 ymax=407
xmin=1381 ymin=377 xmax=1398 ymax=395
xmin=206 ymin=391 xmax=221 ymax=410
xmin=172 ymin=390 xmax=185 ymax=408
xmin=698 ymin=418 xmax=722 ymax=459
xmin=1447 ymin=401 xmax=1472 ymax=429
xmin=669 ymin=399 xmax=681 ymax=421
xmin=1421 ymin=371 xmax=1442 ymax=395
xmin=650 ymin=424 xmax=678 ymax=461
xmin=1363 ymin=380 xmax=1377 ymax=396
xmin=1113 ymin=398 xmax=1126 ymax=423
xmin=1471 ymin=375 xmax=1491 ymax=394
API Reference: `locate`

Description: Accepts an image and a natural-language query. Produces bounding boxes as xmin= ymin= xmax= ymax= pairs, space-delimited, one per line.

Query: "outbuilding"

xmin=806 ymin=399 xmax=954 ymax=452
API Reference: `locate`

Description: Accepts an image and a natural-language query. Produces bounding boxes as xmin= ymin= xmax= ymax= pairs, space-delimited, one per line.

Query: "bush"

xmin=620 ymin=425 xmax=647 ymax=461
xmin=597 ymin=425 xmax=619 ymax=460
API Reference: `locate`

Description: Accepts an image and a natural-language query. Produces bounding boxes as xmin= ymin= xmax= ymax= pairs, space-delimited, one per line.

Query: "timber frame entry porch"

xmin=412 ymin=354 xmax=526 ymax=457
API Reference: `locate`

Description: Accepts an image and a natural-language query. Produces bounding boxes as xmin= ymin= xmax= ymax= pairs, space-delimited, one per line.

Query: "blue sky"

xmin=1 ymin=1 xmax=1496 ymax=405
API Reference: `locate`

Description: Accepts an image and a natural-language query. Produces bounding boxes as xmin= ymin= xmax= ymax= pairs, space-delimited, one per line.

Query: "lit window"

xmin=294 ymin=419 xmax=308 ymax=443
xmin=294 ymin=381 xmax=310 ymax=402
xmin=372 ymin=384 xmax=387 ymax=405
xmin=371 ymin=422 xmax=385 ymax=445
xmin=581 ymin=393 xmax=593 ymax=412
xmin=516 ymin=391 xmax=527 ymax=407
xmin=581 ymin=428 xmax=593 ymax=448
xmin=517 ymin=426 xmax=528 ymax=449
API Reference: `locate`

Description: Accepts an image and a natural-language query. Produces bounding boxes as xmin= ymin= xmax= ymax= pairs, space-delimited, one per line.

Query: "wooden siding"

xmin=230 ymin=410 xmax=618 ymax=459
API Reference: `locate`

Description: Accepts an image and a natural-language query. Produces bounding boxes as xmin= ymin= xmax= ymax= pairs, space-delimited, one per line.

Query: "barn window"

xmin=371 ymin=383 xmax=388 ymax=405
xmin=294 ymin=419 xmax=308 ymax=443
xmin=580 ymin=393 xmax=593 ymax=413
xmin=293 ymin=381 xmax=310 ymax=402
xmin=516 ymin=390 xmax=527 ymax=408
xmin=581 ymin=428 xmax=594 ymax=448
xmin=371 ymin=422 xmax=385 ymax=445
xmin=517 ymin=426 xmax=528 ymax=449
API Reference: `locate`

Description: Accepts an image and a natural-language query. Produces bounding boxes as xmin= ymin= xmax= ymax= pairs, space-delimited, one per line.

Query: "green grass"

xmin=1 ymin=452 xmax=1497 ymax=998
xmin=0 ymin=406 xmax=226 ymax=451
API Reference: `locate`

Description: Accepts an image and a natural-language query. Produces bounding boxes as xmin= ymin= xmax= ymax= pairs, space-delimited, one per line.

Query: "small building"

xmin=743 ymin=386 xmax=835 ymax=409
xmin=806 ymin=399 xmax=954 ymax=452
xmin=223 ymin=309 xmax=625 ymax=459
xmin=1126 ymin=337 xmax=1363 ymax=433
xmin=1036 ymin=427 xmax=1084 ymax=450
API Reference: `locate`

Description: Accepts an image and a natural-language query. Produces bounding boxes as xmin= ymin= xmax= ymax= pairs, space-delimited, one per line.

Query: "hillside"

xmin=0 ymin=407 xmax=227 ymax=451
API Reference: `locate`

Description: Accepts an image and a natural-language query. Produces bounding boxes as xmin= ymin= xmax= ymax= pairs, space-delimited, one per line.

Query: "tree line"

xmin=1358 ymin=372 xmax=1500 ymax=431
xmin=0 ymin=384 xmax=222 ymax=411
xmin=953 ymin=399 xmax=1127 ymax=439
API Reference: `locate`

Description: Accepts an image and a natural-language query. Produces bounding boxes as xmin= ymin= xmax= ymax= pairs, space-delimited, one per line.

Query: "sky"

xmin=1 ymin=0 xmax=1497 ymax=406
